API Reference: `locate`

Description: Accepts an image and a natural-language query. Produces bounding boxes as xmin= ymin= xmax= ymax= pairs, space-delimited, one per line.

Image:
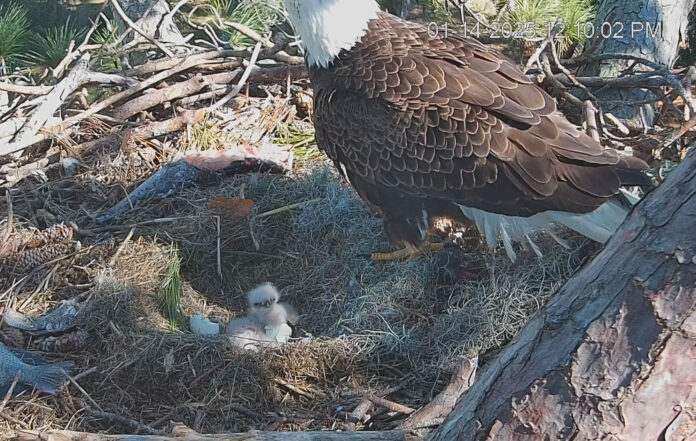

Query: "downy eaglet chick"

xmin=225 ymin=283 xmax=298 ymax=350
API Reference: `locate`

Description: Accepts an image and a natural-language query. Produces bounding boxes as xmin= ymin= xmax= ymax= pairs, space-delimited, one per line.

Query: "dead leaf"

xmin=207 ymin=197 xmax=255 ymax=218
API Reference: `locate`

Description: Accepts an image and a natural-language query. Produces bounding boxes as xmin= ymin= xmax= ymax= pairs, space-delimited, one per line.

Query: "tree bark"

xmin=430 ymin=148 xmax=696 ymax=440
xmin=577 ymin=0 xmax=695 ymax=127
xmin=111 ymin=0 xmax=184 ymax=45
xmin=110 ymin=0 xmax=185 ymax=64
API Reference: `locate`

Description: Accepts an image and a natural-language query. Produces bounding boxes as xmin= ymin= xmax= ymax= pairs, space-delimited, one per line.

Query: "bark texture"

xmin=111 ymin=0 xmax=185 ymax=45
xmin=430 ymin=147 xmax=696 ymax=440
xmin=577 ymin=0 xmax=695 ymax=126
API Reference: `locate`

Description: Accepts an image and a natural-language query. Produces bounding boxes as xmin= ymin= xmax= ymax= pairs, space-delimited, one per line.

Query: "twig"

xmin=550 ymin=38 xmax=600 ymax=104
xmin=257 ymin=199 xmax=321 ymax=218
xmin=343 ymin=378 xmax=412 ymax=431
xmin=1 ymin=192 xmax=13 ymax=248
xmin=223 ymin=21 xmax=274 ymax=47
xmin=1 ymin=410 xmax=28 ymax=428
xmin=583 ymin=100 xmax=600 ymax=142
xmin=210 ymin=42 xmax=262 ymax=111
xmin=67 ymin=375 xmax=102 ymax=411
xmin=523 ymin=18 xmax=563 ymax=74
xmin=0 ymin=372 xmax=21 ymax=414
xmin=539 ymin=53 xmax=583 ymax=109
xmin=0 ymin=83 xmax=53 ymax=96
xmin=72 ymin=367 xmax=98 ymax=382
xmin=85 ymin=408 xmax=166 ymax=435
xmin=274 ymin=378 xmax=319 ymax=399
xmin=457 ymin=1 xmax=497 ymax=32
xmin=681 ymin=66 xmax=696 ymax=121
xmin=604 ymin=112 xmax=630 ymax=135
xmin=559 ymin=37 xmax=602 ymax=67
xmin=50 ymin=56 xmax=216 ymax=136
xmin=108 ymin=228 xmax=135 ymax=267
xmin=0 ymin=53 xmax=91 ymax=155
xmin=53 ymin=2 xmax=107 ymax=79
xmin=343 ymin=399 xmax=374 ymax=432
xmin=215 ymin=216 xmax=222 ymax=279
xmin=367 ymin=396 xmax=415 ymax=415
xmin=586 ymin=53 xmax=696 ymax=113
xmin=0 ymin=60 xmax=136 ymax=156
xmin=108 ymin=0 xmax=174 ymax=57
xmin=17 ymin=425 xmax=413 ymax=441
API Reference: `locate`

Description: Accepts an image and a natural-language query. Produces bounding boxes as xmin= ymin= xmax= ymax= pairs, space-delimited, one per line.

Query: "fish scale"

xmin=0 ymin=342 xmax=72 ymax=395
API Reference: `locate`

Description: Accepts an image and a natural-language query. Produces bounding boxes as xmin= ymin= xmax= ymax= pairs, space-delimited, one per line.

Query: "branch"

xmin=0 ymin=83 xmax=53 ymax=96
xmin=523 ymin=18 xmax=563 ymax=74
xmin=108 ymin=0 xmax=175 ymax=57
xmin=397 ymin=357 xmax=477 ymax=434
xmin=0 ymin=53 xmax=91 ymax=155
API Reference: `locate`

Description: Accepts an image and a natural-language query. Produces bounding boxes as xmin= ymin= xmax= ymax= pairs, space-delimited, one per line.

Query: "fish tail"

xmin=31 ymin=362 xmax=73 ymax=395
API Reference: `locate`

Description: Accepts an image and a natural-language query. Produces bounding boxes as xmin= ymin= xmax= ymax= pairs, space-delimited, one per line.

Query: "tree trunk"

xmin=430 ymin=148 xmax=696 ymax=440
xmin=112 ymin=0 xmax=184 ymax=44
xmin=577 ymin=0 xmax=694 ymax=127
xmin=110 ymin=0 xmax=185 ymax=64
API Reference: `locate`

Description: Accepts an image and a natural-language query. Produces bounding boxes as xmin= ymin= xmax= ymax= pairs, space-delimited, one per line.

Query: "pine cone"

xmin=36 ymin=329 xmax=89 ymax=353
xmin=12 ymin=243 xmax=71 ymax=273
xmin=0 ymin=325 xmax=26 ymax=348
xmin=24 ymin=223 xmax=74 ymax=248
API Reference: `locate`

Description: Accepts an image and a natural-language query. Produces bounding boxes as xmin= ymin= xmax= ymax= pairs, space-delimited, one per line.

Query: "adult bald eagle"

xmin=281 ymin=0 xmax=649 ymax=260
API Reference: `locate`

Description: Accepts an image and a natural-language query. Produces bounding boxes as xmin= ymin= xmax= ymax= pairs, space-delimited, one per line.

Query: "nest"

xmin=0 ymin=161 xmax=594 ymax=437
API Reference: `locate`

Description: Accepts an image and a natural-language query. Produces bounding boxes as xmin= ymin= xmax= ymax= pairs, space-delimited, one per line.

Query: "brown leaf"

xmin=207 ymin=197 xmax=255 ymax=218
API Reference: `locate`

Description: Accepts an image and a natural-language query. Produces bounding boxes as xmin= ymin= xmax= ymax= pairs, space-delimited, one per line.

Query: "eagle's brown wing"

xmin=310 ymin=12 xmax=646 ymax=218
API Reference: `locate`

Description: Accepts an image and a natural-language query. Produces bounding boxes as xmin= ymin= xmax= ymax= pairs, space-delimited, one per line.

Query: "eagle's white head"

xmin=281 ymin=0 xmax=381 ymax=68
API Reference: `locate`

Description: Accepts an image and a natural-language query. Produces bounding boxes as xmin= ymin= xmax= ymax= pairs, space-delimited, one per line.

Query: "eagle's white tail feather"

xmin=547 ymin=198 xmax=629 ymax=244
xmin=457 ymin=197 xmax=633 ymax=261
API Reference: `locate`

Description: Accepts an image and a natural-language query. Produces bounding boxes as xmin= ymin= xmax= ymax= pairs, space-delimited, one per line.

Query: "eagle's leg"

xmin=369 ymin=208 xmax=447 ymax=261
xmin=371 ymin=241 xmax=444 ymax=262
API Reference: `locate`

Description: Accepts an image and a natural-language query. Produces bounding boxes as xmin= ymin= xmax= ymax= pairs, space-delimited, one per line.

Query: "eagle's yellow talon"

xmin=371 ymin=242 xmax=444 ymax=262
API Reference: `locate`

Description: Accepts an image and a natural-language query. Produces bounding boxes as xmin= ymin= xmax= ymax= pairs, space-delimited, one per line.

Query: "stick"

xmin=523 ymin=18 xmax=563 ymax=74
xmin=342 ymin=378 xmax=412 ymax=431
xmin=539 ymin=53 xmax=583 ymax=109
xmin=53 ymin=2 xmax=108 ymax=79
xmin=397 ymin=356 xmax=477 ymax=433
xmin=550 ymin=39 xmax=600 ymax=104
xmin=108 ymin=228 xmax=135 ymax=267
xmin=108 ymin=0 xmax=174 ymax=57
xmin=1 ymin=53 xmax=91 ymax=155
xmin=1 ymin=192 xmax=13 ymax=251
xmin=343 ymin=399 xmax=374 ymax=432
xmin=583 ymin=100 xmax=600 ymax=142
xmin=257 ymin=199 xmax=321 ymax=218
xmin=274 ymin=378 xmax=319 ymax=399
xmin=367 ymin=396 xmax=415 ymax=415
xmin=0 ymin=372 xmax=21 ymax=414
xmin=210 ymin=42 xmax=262 ymax=111
xmin=85 ymin=408 xmax=166 ymax=435
xmin=0 ymin=83 xmax=53 ymax=96
xmin=586 ymin=53 xmax=696 ymax=113
xmin=223 ymin=21 xmax=274 ymax=47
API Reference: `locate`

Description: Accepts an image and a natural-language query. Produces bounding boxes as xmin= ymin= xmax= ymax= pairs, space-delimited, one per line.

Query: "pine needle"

xmin=158 ymin=245 xmax=182 ymax=326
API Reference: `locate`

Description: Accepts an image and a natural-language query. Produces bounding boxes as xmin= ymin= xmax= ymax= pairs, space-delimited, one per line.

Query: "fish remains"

xmin=0 ymin=342 xmax=73 ymax=395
